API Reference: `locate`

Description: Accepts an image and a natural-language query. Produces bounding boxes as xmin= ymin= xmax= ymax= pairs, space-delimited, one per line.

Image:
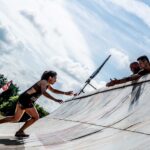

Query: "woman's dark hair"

xmin=41 ymin=70 xmax=57 ymax=80
xmin=137 ymin=55 xmax=149 ymax=63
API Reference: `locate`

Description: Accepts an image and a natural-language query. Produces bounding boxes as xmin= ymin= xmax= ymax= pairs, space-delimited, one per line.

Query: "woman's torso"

xmin=20 ymin=80 xmax=48 ymax=102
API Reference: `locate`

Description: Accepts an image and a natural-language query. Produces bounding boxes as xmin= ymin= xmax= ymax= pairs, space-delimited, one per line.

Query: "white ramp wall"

xmin=0 ymin=75 xmax=150 ymax=150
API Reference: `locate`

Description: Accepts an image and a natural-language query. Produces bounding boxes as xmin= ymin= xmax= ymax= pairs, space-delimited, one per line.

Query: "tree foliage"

xmin=0 ymin=74 xmax=49 ymax=121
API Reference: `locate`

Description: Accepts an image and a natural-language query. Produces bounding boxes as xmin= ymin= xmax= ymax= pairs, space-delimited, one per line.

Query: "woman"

xmin=0 ymin=70 xmax=74 ymax=137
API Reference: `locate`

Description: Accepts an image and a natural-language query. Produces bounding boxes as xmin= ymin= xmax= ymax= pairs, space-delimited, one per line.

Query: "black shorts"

xmin=18 ymin=94 xmax=35 ymax=109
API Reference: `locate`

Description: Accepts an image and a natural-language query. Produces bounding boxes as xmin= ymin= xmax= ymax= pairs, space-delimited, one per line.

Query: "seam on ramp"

xmin=53 ymin=118 xmax=150 ymax=137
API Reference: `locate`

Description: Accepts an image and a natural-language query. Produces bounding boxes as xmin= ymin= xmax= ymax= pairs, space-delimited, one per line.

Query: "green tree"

xmin=0 ymin=74 xmax=49 ymax=121
xmin=0 ymin=75 xmax=19 ymax=105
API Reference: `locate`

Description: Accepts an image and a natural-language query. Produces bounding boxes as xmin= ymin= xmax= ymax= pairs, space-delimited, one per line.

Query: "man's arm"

xmin=106 ymin=74 xmax=141 ymax=87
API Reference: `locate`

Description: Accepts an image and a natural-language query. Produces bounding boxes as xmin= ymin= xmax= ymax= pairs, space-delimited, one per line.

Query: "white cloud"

xmin=0 ymin=0 xmax=97 ymax=111
xmin=0 ymin=0 xmax=95 ymax=88
xmin=109 ymin=48 xmax=130 ymax=69
xmin=111 ymin=0 xmax=150 ymax=28
xmin=2 ymin=0 xmax=149 ymax=112
xmin=20 ymin=10 xmax=45 ymax=36
xmin=51 ymin=56 xmax=90 ymax=82
xmin=92 ymin=80 xmax=106 ymax=89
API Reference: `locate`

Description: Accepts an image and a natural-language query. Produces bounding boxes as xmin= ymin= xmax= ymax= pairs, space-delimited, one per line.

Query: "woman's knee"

xmin=13 ymin=116 xmax=21 ymax=122
xmin=32 ymin=115 xmax=39 ymax=121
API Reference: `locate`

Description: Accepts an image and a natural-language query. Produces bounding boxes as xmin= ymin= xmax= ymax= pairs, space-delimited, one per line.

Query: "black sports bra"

xmin=21 ymin=80 xmax=48 ymax=101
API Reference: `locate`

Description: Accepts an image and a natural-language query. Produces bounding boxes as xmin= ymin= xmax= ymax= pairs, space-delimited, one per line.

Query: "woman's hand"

xmin=55 ymin=99 xmax=64 ymax=104
xmin=64 ymin=91 xmax=74 ymax=96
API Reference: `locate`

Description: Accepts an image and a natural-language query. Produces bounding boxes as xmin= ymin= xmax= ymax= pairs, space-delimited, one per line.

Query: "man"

xmin=106 ymin=55 xmax=150 ymax=87
xmin=137 ymin=55 xmax=150 ymax=75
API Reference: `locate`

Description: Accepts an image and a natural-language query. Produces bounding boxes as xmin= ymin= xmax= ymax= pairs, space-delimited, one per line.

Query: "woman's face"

xmin=48 ymin=76 xmax=57 ymax=84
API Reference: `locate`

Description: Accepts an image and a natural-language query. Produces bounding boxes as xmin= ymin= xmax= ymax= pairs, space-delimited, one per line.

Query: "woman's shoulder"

xmin=38 ymin=80 xmax=48 ymax=85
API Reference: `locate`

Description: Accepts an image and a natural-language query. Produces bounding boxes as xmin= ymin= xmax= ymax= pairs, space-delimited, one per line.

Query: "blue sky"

xmin=66 ymin=0 xmax=150 ymax=79
xmin=0 ymin=0 xmax=150 ymax=111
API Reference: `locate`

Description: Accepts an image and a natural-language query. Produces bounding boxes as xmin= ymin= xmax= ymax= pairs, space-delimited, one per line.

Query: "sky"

xmin=0 ymin=0 xmax=150 ymax=112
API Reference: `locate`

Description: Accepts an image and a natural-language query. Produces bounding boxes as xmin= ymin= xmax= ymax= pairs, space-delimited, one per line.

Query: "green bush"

xmin=0 ymin=74 xmax=49 ymax=121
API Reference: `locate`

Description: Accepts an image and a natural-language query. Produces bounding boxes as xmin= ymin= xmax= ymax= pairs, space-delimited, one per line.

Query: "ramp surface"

xmin=0 ymin=75 xmax=150 ymax=150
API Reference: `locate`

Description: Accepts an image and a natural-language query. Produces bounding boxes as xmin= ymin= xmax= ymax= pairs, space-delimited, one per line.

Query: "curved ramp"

xmin=1 ymin=75 xmax=150 ymax=150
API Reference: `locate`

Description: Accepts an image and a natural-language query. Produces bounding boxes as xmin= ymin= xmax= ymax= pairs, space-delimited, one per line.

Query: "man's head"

xmin=41 ymin=70 xmax=57 ymax=84
xmin=130 ymin=62 xmax=140 ymax=74
xmin=137 ymin=55 xmax=150 ymax=69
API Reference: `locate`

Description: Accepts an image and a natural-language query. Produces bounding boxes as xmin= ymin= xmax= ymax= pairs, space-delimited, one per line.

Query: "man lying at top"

xmin=106 ymin=55 xmax=150 ymax=87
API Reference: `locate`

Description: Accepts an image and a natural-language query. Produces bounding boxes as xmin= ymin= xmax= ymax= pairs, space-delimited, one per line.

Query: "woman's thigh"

xmin=25 ymin=107 xmax=39 ymax=120
xmin=14 ymin=103 xmax=25 ymax=121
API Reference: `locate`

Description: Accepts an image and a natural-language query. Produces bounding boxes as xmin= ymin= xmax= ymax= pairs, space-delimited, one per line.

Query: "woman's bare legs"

xmin=16 ymin=106 xmax=39 ymax=133
xmin=0 ymin=102 xmax=39 ymax=136
xmin=0 ymin=103 xmax=25 ymax=123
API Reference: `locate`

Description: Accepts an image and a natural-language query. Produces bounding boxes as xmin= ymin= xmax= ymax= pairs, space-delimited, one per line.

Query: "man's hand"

xmin=55 ymin=99 xmax=64 ymax=104
xmin=106 ymin=79 xmax=119 ymax=87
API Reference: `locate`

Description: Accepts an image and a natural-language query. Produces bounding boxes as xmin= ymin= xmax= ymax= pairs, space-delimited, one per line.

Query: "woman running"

xmin=0 ymin=70 xmax=74 ymax=137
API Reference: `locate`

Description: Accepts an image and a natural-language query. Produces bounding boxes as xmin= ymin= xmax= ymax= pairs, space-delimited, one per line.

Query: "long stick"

xmin=78 ymin=55 xmax=111 ymax=95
